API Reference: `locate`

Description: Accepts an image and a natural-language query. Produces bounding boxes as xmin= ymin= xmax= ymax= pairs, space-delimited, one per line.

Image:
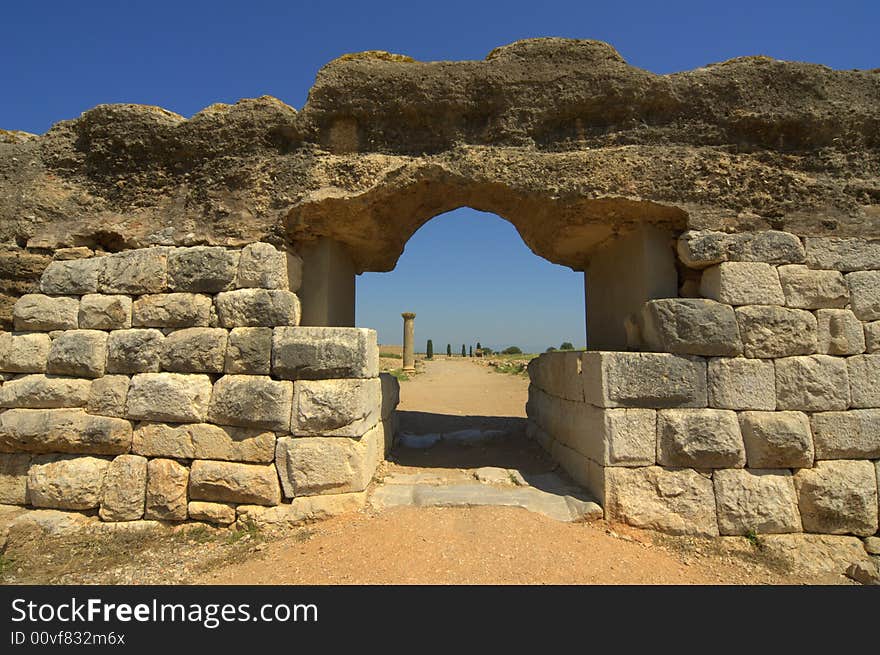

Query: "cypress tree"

xmin=461 ymin=344 xmax=466 ymax=357
xmin=469 ymin=346 xmax=473 ymax=357
xmin=426 ymin=339 xmax=433 ymax=359
xmin=446 ymin=344 xmax=452 ymax=356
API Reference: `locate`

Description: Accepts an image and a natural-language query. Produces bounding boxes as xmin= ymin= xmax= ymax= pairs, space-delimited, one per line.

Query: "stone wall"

xmin=528 ymin=231 xmax=880 ymax=539
xmin=0 ymin=243 xmax=398 ymax=527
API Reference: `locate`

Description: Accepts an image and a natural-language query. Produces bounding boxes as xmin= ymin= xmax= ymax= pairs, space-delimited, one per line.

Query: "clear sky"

xmin=2 ymin=1 xmax=876 ymax=350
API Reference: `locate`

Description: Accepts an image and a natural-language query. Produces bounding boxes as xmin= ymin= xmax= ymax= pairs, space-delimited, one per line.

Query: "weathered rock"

xmin=700 ymin=262 xmax=785 ymax=306
xmin=846 ymin=560 xmax=880 ymax=585
xmin=13 ymin=294 xmax=79 ymax=331
xmin=132 ymin=422 xmax=275 ymax=462
xmin=847 ymin=354 xmax=880 ymax=408
xmin=145 ymin=458 xmax=188 ymax=521
xmin=215 ymin=289 xmax=300 ymax=327
xmin=126 ymin=373 xmax=213 ymax=423
xmin=707 ymin=357 xmax=775 ymax=410
xmin=805 ymin=237 xmax=880 ymax=272
xmin=527 ymin=351 xmax=584 ymax=401
xmin=291 ymin=378 xmax=380 ymax=437
xmin=189 ymin=460 xmax=281 ymax=506
xmin=777 ymin=265 xmax=849 ymax=309
xmin=0 ymin=374 xmax=91 ymax=409
xmin=99 ymin=454 xmax=147 ymax=521
xmin=379 ymin=372 xmax=400 ymax=419
xmin=739 ymin=410 xmax=814 ymax=469
xmin=713 ymin=469 xmax=802 ymax=535
xmin=735 ymin=305 xmax=817 ymax=358
xmin=53 ymin=247 xmax=94 ymax=261
xmin=27 ymin=455 xmax=110 ymax=510
xmin=106 ymin=329 xmax=165 ymax=373
xmin=161 ymin=327 xmax=227 ymax=373
xmin=208 ymin=375 xmax=293 ymax=431
xmin=863 ymin=536 xmax=880 ymax=555
xmin=811 ymin=410 xmax=880 ymax=459
xmin=234 ymin=242 xmax=290 ymax=290
xmin=0 ymin=453 xmax=31 ymax=504
xmin=0 ymin=408 xmax=132 ymax=454
xmin=168 ymin=246 xmax=239 ymax=293
xmin=677 ymin=231 xmax=805 ymax=268
xmin=775 ymin=355 xmax=849 ymax=411
xmin=816 ymin=309 xmax=865 ymax=355
xmin=86 ymin=375 xmax=130 ymax=418
xmin=866 ymin=322 xmax=880 ymax=353
xmin=46 ymin=329 xmax=108 ymax=378
xmin=131 ymin=293 xmax=212 ymax=328
xmin=40 ymin=258 xmax=102 ymax=295
xmin=224 ymin=327 xmax=272 ymax=374
xmin=846 ymin=271 xmax=880 ymax=321
xmin=656 ymin=408 xmax=745 ymax=468
xmin=236 ymin=492 xmax=366 ymax=530
xmin=0 ymin=332 xmax=51 ymax=373
xmin=640 ymin=298 xmax=742 ymax=356
xmin=78 ymin=294 xmax=132 ymax=330
xmin=98 ymin=249 xmax=168 ymax=294
xmin=794 ymin=460 xmax=878 ymax=536
xmin=758 ymin=534 xmax=873 ymax=578
xmin=597 ymin=408 xmax=656 ymax=466
xmin=187 ymin=501 xmax=236 ymax=525
xmin=272 ymin=327 xmax=379 ymax=380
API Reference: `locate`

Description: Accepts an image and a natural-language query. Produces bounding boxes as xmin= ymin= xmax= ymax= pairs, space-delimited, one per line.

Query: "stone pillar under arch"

xmin=401 ymin=312 xmax=416 ymax=371
xmin=298 ymin=237 xmax=356 ymax=327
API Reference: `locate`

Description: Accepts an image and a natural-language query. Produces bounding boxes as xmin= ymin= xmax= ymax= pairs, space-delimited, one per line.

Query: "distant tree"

xmin=426 ymin=339 xmax=433 ymax=359
xmin=546 ymin=346 xmax=557 ymax=352
xmin=469 ymin=346 xmax=473 ymax=357
xmin=482 ymin=346 xmax=494 ymax=355
xmin=560 ymin=342 xmax=575 ymax=350
xmin=446 ymin=344 xmax=452 ymax=357
xmin=502 ymin=346 xmax=522 ymax=355
xmin=476 ymin=342 xmax=482 ymax=350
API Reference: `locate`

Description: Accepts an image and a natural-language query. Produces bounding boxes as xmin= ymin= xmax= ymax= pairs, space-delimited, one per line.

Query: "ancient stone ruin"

xmin=0 ymin=38 xmax=878 ymax=539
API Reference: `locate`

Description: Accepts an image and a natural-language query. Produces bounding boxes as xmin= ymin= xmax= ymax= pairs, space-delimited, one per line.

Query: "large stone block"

xmin=145 ymin=458 xmax=188 ymax=521
xmin=794 ymin=460 xmax=878 ymax=536
xmin=866 ymin=322 xmax=880 ymax=353
xmin=131 ymin=293 xmax=212 ymax=328
xmin=641 ymin=299 xmax=742 ymax=356
xmin=126 ymin=373 xmax=212 ymax=423
xmin=0 ymin=374 xmax=91 ymax=409
xmin=86 ymin=375 xmax=130 ymax=418
xmin=132 ymin=422 xmax=275 ymax=463
xmin=272 ymin=327 xmax=379 ymax=380
xmin=215 ymin=289 xmax=300 ymax=327
xmin=777 ymin=265 xmax=849 ymax=309
xmin=0 ymin=453 xmax=31 ymax=504
xmin=804 ymin=237 xmax=880 ymax=272
xmin=846 ymin=271 xmax=880 ymax=321
xmin=816 ymin=309 xmax=865 ymax=355
xmin=208 ymin=375 xmax=293 ymax=431
xmin=0 ymin=332 xmax=51 ymax=373
xmin=187 ymin=501 xmax=236 ymax=525
xmin=98 ymin=249 xmax=168 ymax=294
xmin=775 ymin=355 xmax=849 ymax=411
xmin=27 ymin=455 xmax=110 ymax=510
xmin=224 ymin=327 xmax=272 ymax=374
xmin=292 ymin=378 xmax=380 ymax=437
xmin=189 ymin=460 xmax=280 ymax=506
xmin=0 ymin=408 xmax=132 ymax=454
xmin=46 ymin=329 xmax=108 ymax=378
xmin=161 ymin=328 xmax=227 ymax=373
xmin=700 ymin=262 xmax=785 ymax=306
xmin=78 ymin=294 xmax=132 ymax=330
xmin=13 ymin=294 xmax=79 ymax=331
xmin=581 ymin=352 xmax=707 ymax=408
xmin=603 ymin=466 xmax=719 ymax=537
xmin=811 ymin=410 xmax=880 ymax=459
xmin=847 ymin=354 xmax=880 ymax=408
xmin=236 ymin=493 xmax=366 ymax=530
xmin=656 ymin=409 xmax=745 ymax=468
xmin=167 ymin=246 xmax=239 ymax=293
xmin=99 ymin=454 xmax=147 ymax=521
xmin=707 ymin=357 xmax=775 ymax=410
xmin=527 ymin=352 xmax=584 ymax=401
xmin=713 ymin=469 xmax=802 ymax=535
xmin=234 ymin=242 xmax=290 ymax=290
xmin=379 ymin=372 xmax=400 ymax=420
xmin=40 ymin=258 xmax=102 ymax=295
xmin=677 ymin=230 xmax=804 ymax=268
xmin=598 ymin=408 xmax=656 ymax=466
xmin=106 ymin=329 xmax=165 ymax=373
xmin=735 ymin=306 xmax=817 ymax=358
xmin=739 ymin=411 xmax=814 ymax=469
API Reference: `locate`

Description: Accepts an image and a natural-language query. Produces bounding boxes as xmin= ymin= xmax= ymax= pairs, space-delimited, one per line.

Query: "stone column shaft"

xmin=401 ymin=312 xmax=416 ymax=371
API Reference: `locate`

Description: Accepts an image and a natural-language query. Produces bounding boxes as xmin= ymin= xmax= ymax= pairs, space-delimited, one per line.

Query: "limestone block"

xmin=272 ymin=327 xmax=379 ymax=380
xmin=847 ymin=355 xmax=880 ymax=408
xmin=677 ymin=230 xmax=728 ymax=268
xmin=735 ymin=305 xmax=817 ymax=358
xmin=846 ymin=271 xmax=880 ymax=321
xmin=234 ymin=242 xmax=289 ymax=290
xmin=656 ymin=408 xmax=745 ymax=468
xmin=805 ymin=237 xmax=880 ymax=272
xmin=132 ymin=422 xmax=275 ymax=463
xmin=707 ymin=357 xmax=775 ymax=410
xmin=131 ymin=293 xmax=212 ymax=328
xmin=98 ymin=248 xmax=168 ymax=294
xmin=46 ymin=329 xmax=108 ymax=378
xmin=379 ymin=372 xmax=400 ymax=420
xmin=86 ymin=375 xmax=130 ymax=418
xmin=99 ymin=454 xmax=147 ymax=521
xmin=13 ymin=294 xmax=79 ymax=331
xmin=0 ymin=408 xmax=132 ymax=454
xmin=812 ymin=410 xmax=880 ymax=460
xmin=0 ymin=374 xmax=91 ymax=409
xmin=775 ymin=355 xmax=849 ymax=411
xmin=700 ymin=262 xmax=785 ymax=306
xmin=187 ymin=501 xmax=236 ymax=525
xmin=677 ymin=230 xmax=804 ymax=268
xmin=581 ymin=351 xmax=707 ymax=408
xmin=866 ymin=322 xmax=880 ymax=353
xmin=0 ymin=453 xmax=31 ymax=504
xmin=236 ymin=492 xmax=366 ymax=530
xmin=640 ymin=298 xmax=742 ymax=356
xmin=53 ymin=246 xmax=94 ymax=260
xmin=0 ymin=332 xmax=51 ymax=373
xmin=161 ymin=327 xmax=227 ymax=373
xmin=603 ymin=466 xmax=719 ymax=537
xmin=27 ymin=455 xmax=110 ymax=510
xmin=739 ymin=411 xmax=814 ymax=469
xmin=817 ymin=309 xmax=865 ymax=355
xmin=106 ymin=329 xmax=165 ymax=373
xmin=126 ymin=373 xmax=213 ymax=423
xmin=189 ymin=460 xmax=280 ymax=506
xmin=794 ymin=460 xmax=878 ymax=536
xmin=292 ymin=378 xmax=380 ymax=437
xmin=713 ymin=469 xmax=802 ymax=535
xmin=777 ymin=265 xmax=849 ymax=309
xmin=78 ymin=294 xmax=132 ymax=330
xmin=208 ymin=375 xmax=293 ymax=431
xmin=145 ymin=458 xmax=188 ymax=521
xmin=40 ymin=258 xmax=102 ymax=295
xmin=224 ymin=327 xmax=272 ymax=374
xmin=599 ymin=408 xmax=656 ymax=466
xmin=167 ymin=246 xmax=239 ymax=293
xmin=215 ymin=289 xmax=300 ymax=327
xmin=527 ymin=352 xmax=584 ymax=401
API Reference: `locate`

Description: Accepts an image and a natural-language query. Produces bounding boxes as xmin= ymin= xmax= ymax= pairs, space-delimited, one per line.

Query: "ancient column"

xmin=401 ymin=312 xmax=416 ymax=372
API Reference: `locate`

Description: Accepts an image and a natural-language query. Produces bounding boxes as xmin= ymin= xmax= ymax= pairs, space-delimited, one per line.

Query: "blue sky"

xmin=2 ymin=1 xmax=876 ymax=351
